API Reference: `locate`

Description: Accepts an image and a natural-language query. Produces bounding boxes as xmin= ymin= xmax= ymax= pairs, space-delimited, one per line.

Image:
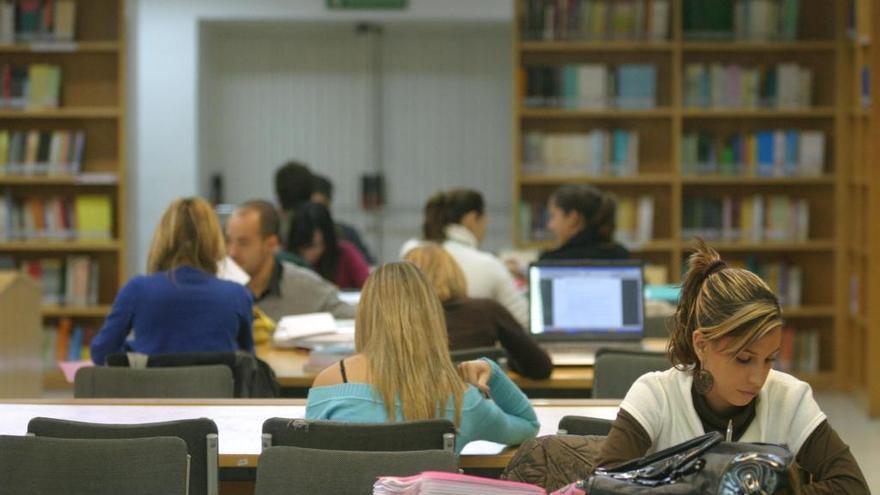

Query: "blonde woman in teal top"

xmin=305 ymin=262 xmax=539 ymax=453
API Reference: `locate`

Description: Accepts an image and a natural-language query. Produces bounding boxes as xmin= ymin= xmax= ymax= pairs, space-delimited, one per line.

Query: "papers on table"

xmin=373 ymin=471 xmax=546 ymax=494
xmin=272 ymin=312 xmax=355 ymax=350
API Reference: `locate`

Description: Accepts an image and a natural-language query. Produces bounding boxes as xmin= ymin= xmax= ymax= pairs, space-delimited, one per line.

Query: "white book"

xmin=577 ymin=64 xmax=608 ymax=109
xmin=777 ymin=63 xmax=802 ymax=109
xmin=0 ymin=2 xmax=14 ymax=45
xmin=787 ymin=265 xmax=803 ymax=307
xmin=748 ymin=0 xmax=775 ymax=41
xmin=649 ymin=0 xmax=669 ymax=40
xmin=751 ymin=194 xmax=764 ymax=242
xmin=636 ymin=195 xmax=654 ymax=243
xmin=773 ymin=130 xmax=786 ymax=176
xmin=710 ymin=63 xmax=726 ymax=108
xmin=795 ymin=199 xmax=809 ymax=241
xmin=798 ymin=131 xmax=825 ymax=176
xmin=273 ymin=312 xmax=340 ymax=348
xmin=722 ymin=196 xmax=733 ymax=240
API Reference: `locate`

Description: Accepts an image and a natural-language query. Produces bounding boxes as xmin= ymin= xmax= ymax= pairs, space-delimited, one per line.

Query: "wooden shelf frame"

xmin=512 ymin=0 xmax=852 ymax=391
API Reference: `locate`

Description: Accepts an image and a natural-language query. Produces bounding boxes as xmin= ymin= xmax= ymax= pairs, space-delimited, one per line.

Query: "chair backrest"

xmin=643 ymin=315 xmax=671 ymax=339
xmin=74 ymin=365 xmax=234 ymax=398
xmin=557 ymin=415 xmax=613 ymax=436
xmin=28 ymin=417 xmax=218 ymax=495
xmin=255 ymin=446 xmax=457 ymax=495
xmin=262 ymin=418 xmax=456 ymax=452
xmin=0 ymin=434 xmax=189 ymax=495
xmin=592 ymin=349 xmax=670 ymax=399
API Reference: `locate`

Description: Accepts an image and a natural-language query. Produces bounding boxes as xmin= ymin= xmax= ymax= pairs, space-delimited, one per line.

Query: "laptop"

xmin=528 ymin=260 xmax=645 ymax=366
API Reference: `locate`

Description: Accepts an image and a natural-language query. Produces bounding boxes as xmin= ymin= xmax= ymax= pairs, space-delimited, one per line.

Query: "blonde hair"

xmin=355 ymin=262 xmax=465 ymax=425
xmin=147 ymin=197 xmax=225 ymax=275
xmin=402 ymin=244 xmax=467 ymax=302
xmin=669 ymin=239 xmax=782 ymax=369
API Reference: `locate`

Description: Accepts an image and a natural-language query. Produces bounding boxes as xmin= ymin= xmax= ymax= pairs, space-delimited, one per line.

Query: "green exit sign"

xmin=327 ymin=0 xmax=407 ymax=9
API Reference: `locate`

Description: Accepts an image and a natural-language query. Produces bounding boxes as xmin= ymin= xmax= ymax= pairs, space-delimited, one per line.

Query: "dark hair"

xmin=550 ymin=184 xmax=616 ymax=243
xmin=287 ymin=202 xmax=340 ymax=283
xmin=274 ymin=160 xmax=314 ymax=210
xmin=237 ymin=200 xmax=280 ymax=239
xmin=668 ymin=239 xmax=782 ymax=369
xmin=312 ymin=175 xmax=333 ymax=201
xmin=422 ymin=189 xmax=485 ymax=242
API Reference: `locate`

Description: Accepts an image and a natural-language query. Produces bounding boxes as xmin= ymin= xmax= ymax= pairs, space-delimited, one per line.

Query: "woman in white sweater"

xmin=596 ymin=239 xmax=868 ymax=494
xmin=400 ymin=189 xmax=528 ymax=328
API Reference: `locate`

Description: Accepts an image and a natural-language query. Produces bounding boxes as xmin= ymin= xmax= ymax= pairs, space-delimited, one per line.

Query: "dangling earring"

xmin=694 ymin=367 xmax=715 ymax=395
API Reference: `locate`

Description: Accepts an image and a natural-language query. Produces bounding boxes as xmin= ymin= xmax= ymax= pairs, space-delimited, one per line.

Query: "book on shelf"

xmin=861 ymin=65 xmax=871 ymax=109
xmin=776 ymin=324 xmax=819 ymax=374
xmin=518 ymin=200 xmax=553 ymax=243
xmin=520 ymin=0 xmax=669 ymax=42
xmin=0 ymin=0 xmax=76 ymax=44
xmin=683 ymin=62 xmax=812 ymax=109
xmin=682 ymin=195 xmax=809 ymax=242
xmin=523 ymin=63 xmax=657 ymax=109
xmin=0 ymin=190 xmax=114 ymax=241
xmin=614 ymin=195 xmax=654 ymax=247
xmin=682 ymin=129 xmax=825 ymax=177
xmin=728 ymin=256 xmax=802 ymax=307
xmin=43 ymin=317 xmax=96 ymax=370
xmin=0 ymin=129 xmax=85 ymax=175
xmin=0 ymin=63 xmax=62 ymax=110
xmin=18 ymin=255 xmax=99 ymax=306
xmin=522 ymin=129 xmax=639 ymax=177
xmin=683 ymin=0 xmax=801 ymax=41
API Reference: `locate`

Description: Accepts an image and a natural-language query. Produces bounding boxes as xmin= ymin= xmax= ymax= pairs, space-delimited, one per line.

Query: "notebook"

xmin=529 ymin=260 xmax=645 ymax=366
xmin=373 ymin=471 xmax=545 ymax=494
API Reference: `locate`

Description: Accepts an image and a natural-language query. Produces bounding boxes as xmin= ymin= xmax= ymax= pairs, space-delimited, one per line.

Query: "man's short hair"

xmin=312 ymin=175 xmax=333 ymax=201
xmin=236 ymin=200 xmax=280 ymax=239
xmin=274 ymin=161 xmax=314 ymax=210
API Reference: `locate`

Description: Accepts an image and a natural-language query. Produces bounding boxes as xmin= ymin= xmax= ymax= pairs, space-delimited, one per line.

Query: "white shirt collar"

xmin=444 ymin=224 xmax=478 ymax=248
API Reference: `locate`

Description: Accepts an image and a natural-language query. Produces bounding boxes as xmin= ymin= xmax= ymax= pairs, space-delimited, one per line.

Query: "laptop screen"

xmin=528 ymin=260 xmax=645 ymax=341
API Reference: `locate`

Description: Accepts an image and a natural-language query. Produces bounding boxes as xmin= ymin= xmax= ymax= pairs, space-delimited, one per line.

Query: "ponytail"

xmin=421 ymin=189 xmax=485 ymax=242
xmin=422 ymin=192 xmax=449 ymax=242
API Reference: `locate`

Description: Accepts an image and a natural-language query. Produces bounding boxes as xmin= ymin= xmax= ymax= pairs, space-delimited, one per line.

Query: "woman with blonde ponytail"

xmin=595 ymin=239 xmax=868 ymax=493
xmin=305 ymin=262 xmax=539 ymax=453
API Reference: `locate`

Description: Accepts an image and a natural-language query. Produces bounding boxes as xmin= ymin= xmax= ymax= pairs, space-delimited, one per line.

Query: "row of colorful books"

xmin=683 ymin=0 xmax=801 ymax=41
xmin=728 ymin=256 xmax=802 ymax=307
xmin=42 ymin=318 xmax=96 ymax=369
xmin=521 ymin=129 xmax=639 ymax=177
xmin=682 ymin=195 xmax=809 ymax=243
xmin=0 ymin=129 xmax=85 ymax=175
xmin=683 ymin=62 xmax=813 ymax=109
xmin=776 ymin=324 xmax=820 ymax=374
xmin=0 ymin=190 xmax=113 ymax=240
xmin=0 ymin=63 xmax=62 ymax=109
xmin=522 ymin=64 xmax=657 ymax=109
xmin=8 ymin=254 xmax=99 ymax=306
xmin=520 ymin=0 xmax=670 ymax=41
xmin=681 ymin=129 xmax=825 ymax=177
xmin=0 ymin=0 xmax=76 ymax=44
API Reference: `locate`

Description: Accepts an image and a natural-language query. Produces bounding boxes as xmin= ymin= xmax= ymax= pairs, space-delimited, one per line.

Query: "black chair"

xmin=0 ymin=434 xmax=189 ymax=495
xmin=449 ymin=346 xmax=507 ymax=364
xmin=592 ymin=348 xmax=670 ymax=399
xmin=74 ymin=365 xmax=235 ymax=398
xmin=254 ymin=446 xmax=457 ymax=495
xmin=557 ymin=415 xmax=613 ymax=436
xmin=28 ymin=416 xmax=219 ymax=495
xmin=261 ymin=418 xmax=456 ymax=452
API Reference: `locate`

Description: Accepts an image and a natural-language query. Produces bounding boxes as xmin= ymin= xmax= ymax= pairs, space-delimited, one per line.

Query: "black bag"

xmin=587 ymin=431 xmax=794 ymax=494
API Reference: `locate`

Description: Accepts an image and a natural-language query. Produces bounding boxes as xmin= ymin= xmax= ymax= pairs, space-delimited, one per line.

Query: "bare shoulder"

xmin=312 ymin=362 xmax=344 ymax=387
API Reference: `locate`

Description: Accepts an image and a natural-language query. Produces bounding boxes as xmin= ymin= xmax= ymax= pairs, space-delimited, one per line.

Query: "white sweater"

xmin=400 ymin=224 xmax=529 ymax=328
xmin=620 ymin=368 xmax=826 ymax=456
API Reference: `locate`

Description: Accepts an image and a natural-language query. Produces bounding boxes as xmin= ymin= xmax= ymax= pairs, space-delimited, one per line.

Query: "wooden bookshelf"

xmin=0 ymin=0 xmax=126 ymax=390
xmin=513 ymin=0 xmax=850 ymax=391
xmin=843 ymin=0 xmax=880 ymax=416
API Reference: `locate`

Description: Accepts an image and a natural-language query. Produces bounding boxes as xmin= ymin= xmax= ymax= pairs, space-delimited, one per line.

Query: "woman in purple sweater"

xmin=90 ymin=197 xmax=253 ymax=365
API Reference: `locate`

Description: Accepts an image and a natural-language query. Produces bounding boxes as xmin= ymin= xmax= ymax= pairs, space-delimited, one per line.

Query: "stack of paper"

xmin=272 ymin=312 xmax=355 ymax=349
xmin=373 ymin=471 xmax=546 ymax=494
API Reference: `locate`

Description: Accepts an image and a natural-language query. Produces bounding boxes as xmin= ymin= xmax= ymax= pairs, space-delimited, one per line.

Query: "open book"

xmin=373 ymin=471 xmax=545 ymax=494
xmin=272 ymin=312 xmax=355 ymax=349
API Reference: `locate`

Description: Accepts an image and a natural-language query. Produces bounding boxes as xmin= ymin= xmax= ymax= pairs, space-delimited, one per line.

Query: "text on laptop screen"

xmin=529 ymin=263 xmax=644 ymax=338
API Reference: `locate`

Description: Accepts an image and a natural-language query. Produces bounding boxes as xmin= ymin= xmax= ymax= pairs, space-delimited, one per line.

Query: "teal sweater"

xmin=305 ymin=360 xmax=539 ymax=453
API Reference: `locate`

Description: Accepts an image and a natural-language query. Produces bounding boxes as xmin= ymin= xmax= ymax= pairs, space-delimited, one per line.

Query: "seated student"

xmin=225 ymin=200 xmax=355 ymax=321
xmin=403 ymin=244 xmax=552 ymax=380
xmin=273 ymin=160 xmax=314 ymax=268
xmin=287 ymin=202 xmax=370 ymax=289
xmin=596 ymin=240 xmax=869 ymax=493
xmin=400 ymin=189 xmax=528 ymax=328
xmin=90 ymin=197 xmax=254 ymax=365
xmin=539 ymin=184 xmax=629 ymax=261
xmin=311 ymin=174 xmax=376 ymax=265
xmin=306 ymin=262 xmax=539 ymax=453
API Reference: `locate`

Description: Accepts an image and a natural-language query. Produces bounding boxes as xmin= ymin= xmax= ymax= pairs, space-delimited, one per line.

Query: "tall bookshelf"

xmin=0 ymin=0 xmax=126 ymax=389
xmin=844 ymin=0 xmax=880 ymax=416
xmin=513 ymin=0 xmax=849 ymax=390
